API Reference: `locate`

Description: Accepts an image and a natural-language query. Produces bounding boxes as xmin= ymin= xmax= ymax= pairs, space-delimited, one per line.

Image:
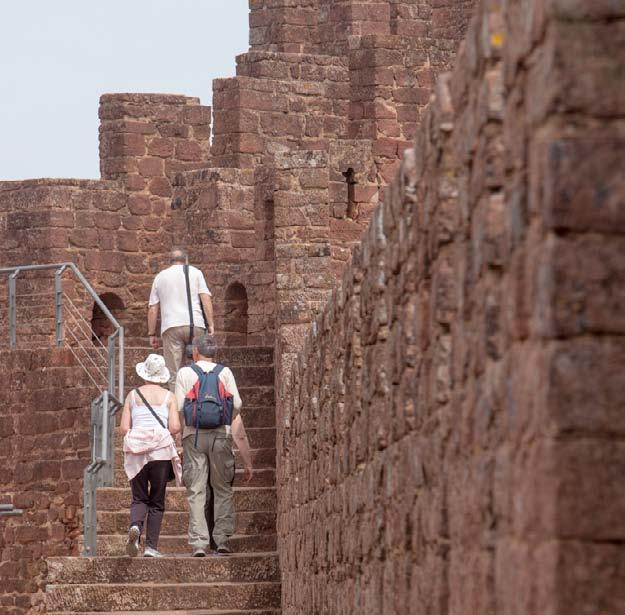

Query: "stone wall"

xmin=0 ymin=350 xmax=93 ymax=615
xmin=276 ymin=1 xmax=625 ymax=613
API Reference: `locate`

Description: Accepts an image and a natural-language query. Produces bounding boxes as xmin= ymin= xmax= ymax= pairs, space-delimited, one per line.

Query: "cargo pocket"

xmin=225 ymin=452 xmax=236 ymax=486
xmin=214 ymin=436 xmax=236 ymax=486
xmin=182 ymin=464 xmax=199 ymax=489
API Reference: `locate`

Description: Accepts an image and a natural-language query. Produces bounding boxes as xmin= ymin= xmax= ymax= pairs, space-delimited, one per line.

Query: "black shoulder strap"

xmin=183 ymin=264 xmax=194 ymax=344
xmin=134 ymin=388 xmax=167 ymax=430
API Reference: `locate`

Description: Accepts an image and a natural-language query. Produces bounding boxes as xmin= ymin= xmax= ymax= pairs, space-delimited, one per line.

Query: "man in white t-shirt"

xmin=148 ymin=249 xmax=215 ymax=390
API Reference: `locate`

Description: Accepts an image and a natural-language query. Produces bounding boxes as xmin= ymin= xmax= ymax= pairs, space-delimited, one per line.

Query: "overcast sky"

xmin=0 ymin=1 xmax=249 ymax=180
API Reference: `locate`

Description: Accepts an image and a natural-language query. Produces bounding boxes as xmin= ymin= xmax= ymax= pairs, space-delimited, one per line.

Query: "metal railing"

xmin=0 ymin=504 xmax=24 ymax=517
xmin=0 ymin=262 xmax=124 ymax=556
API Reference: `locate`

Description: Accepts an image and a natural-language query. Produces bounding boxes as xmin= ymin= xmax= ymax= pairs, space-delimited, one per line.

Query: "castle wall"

xmin=276 ymin=1 xmax=625 ymax=613
xmin=0 ymin=350 xmax=93 ymax=615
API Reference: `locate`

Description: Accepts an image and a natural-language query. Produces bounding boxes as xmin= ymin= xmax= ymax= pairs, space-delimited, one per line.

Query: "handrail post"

xmin=101 ymin=389 xmax=109 ymax=465
xmin=54 ymin=267 xmax=65 ymax=347
xmin=8 ymin=270 xmax=18 ymax=348
xmin=108 ymin=333 xmax=116 ymax=396
xmin=118 ymin=327 xmax=125 ymax=403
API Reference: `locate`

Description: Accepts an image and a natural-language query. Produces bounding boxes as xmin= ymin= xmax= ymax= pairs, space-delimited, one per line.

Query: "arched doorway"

xmin=91 ymin=293 xmax=124 ymax=346
xmin=223 ymin=283 xmax=248 ymax=345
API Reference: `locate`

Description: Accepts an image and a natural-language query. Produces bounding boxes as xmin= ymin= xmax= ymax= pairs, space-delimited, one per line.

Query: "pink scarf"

xmin=123 ymin=427 xmax=182 ymax=486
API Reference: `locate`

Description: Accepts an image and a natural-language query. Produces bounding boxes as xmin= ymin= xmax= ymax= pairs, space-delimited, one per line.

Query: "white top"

xmin=149 ymin=264 xmax=211 ymax=334
xmin=130 ymin=391 xmax=170 ymax=429
xmin=174 ymin=360 xmax=242 ymax=440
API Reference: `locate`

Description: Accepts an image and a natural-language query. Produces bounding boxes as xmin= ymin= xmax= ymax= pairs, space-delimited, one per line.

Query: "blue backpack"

xmin=182 ymin=363 xmax=234 ymax=446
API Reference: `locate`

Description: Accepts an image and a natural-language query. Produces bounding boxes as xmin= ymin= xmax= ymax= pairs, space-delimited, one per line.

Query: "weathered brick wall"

xmin=0 ymin=350 xmax=93 ymax=615
xmin=277 ymin=1 xmax=625 ymax=613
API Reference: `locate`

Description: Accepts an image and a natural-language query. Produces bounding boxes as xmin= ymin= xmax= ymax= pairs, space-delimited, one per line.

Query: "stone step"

xmin=114 ymin=448 xmax=276 ymax=472
xmin=47 ymin=554 xmax=279 ymax=584
xmin=114 ymin=427 xmax=276 ymax=450
xmin=97 ymin=510 xmax=276 ymax=536
xmin=46 ymin=581 xmax=281 ymax=612
xmin=49 ymin=610 xmax=279 ymax=615
xmin=97 ymin=487 xmax=276 ymax=513
xmin=96 ymin=534 xmax=277 ymax=557
xmin=237 ymin=387 xmax=275 ymax=408
xmin=113 ymin=467 xmax=276 ymax=489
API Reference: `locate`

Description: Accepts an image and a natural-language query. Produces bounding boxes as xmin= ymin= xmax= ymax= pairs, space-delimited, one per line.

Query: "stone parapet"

xmin=276 ymin=0 xmax=625 ymax=612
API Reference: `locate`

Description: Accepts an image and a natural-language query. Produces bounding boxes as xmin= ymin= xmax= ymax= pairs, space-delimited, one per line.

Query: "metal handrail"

xmin=0 ymin=504 xmax=24 ymax=517
xmin=0 ymin=262 xmax=124 ymax=556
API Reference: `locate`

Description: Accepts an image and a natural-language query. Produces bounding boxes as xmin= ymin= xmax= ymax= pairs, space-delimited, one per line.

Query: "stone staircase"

xmin=44 ymin=347 xmax=281 ymax=615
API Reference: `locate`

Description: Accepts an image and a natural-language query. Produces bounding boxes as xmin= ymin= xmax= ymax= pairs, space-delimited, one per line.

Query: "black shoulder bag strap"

xmin=183 ymin=264 xmax=195 ymax=346
xmin=134 ymin=388 xmax=166 ymax=430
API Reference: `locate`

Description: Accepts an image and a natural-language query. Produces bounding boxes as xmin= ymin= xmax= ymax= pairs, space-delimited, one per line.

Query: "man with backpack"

xmin=148 ymin=248 xmax=215 ymax=391
xmin=174 ymin=334 xmax=253 ymax=556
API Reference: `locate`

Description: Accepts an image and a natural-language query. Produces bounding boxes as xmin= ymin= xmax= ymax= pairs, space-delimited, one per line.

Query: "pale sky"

xmin=0 ymin=1 xmax=249 ymax=180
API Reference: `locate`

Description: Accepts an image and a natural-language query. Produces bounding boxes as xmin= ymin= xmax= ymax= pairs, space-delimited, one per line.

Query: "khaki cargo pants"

xmin=162 ymin=325 xmax=205 ymax=391
xmin=182 ymin=430 xmax=235 ymax=550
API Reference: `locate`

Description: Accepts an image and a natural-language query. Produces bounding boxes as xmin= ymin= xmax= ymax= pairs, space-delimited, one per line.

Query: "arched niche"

xmin=91 ymin=293 xmax=125 ymax=346
xmin=224 ymin=282 xmax=248 ymax=346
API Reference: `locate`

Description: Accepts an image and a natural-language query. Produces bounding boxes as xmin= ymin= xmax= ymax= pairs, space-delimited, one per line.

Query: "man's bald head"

xmin=170 ymin=248 xmax=188 ymax=265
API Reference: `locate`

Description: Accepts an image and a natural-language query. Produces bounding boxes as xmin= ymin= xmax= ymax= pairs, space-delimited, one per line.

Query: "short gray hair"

xmin=170 ymin=248 xmax=188 ymax=264
xmin=193 ymin=334 xmax=217 ymax=358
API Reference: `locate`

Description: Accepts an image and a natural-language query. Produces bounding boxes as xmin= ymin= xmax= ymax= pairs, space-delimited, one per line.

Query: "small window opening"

xmin=91 ymin=293 xmax=124 ymax=345
xmin=224 ymin=283 xmax=248 ymax=346
xmin=342 ymin=168 xmax=359 ymax=220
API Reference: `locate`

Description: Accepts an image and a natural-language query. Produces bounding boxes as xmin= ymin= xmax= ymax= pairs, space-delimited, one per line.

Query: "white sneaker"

xmin=192 ymin=547 xmax=206 ymax=557
xmin=126 ymin=526 xmax=140 ymax=557
xmin=143 ymin=546 xmax=163 ymax=558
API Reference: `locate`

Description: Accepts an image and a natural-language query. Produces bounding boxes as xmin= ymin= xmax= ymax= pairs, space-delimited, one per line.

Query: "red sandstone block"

xmin=372 ymin=137 xmax=399 ymax=158
xmin=395 ymin=19 xmax=428 ymax=38
xmin=124 ymin=174 xmax=147 ymax=192
xmin=94 ymin=212 xmax=121 ymax=230
xmin=231 ymin=231 xmax=257 ymax=249
xmin=137 ymin=156 xmax=164 ymax=177
xmin=147 ymin=137 xmax=174 ymax=158
xmin=260 ymin=112 xmax=304 ymax=138
xmin=148 ymin=177 xmax=172 ymax=197
xmin=534 ymin=235 xmax=625 ymax=337
xmin=100 ymin=157 xmax=137 ymax=175
xmin=545 ymin=338 xmax=625 ymax=436
xmin=183 ymin=104 xmax=211 ymax=126
xmin=84 ymin=251 xmax=125 ymax=273
xmin=126 ymin=193 xmax=151 ymax=216
xmin=175 ymin=140 xmax=204 ymax=162
xmin=534 ymin=134 xmax=625 ymax=234
xmin=548 ymin=0 xmax=625 ymax=19
xmin=528 ymin=20 xmax=625 ymax=121
xmin=553 ymin=438 xmax=625 ymax=540
xmin=237 ymin=133 xmax=264 ymax=154
xmin=158 ymin=123 xmax=190 ymax=138
xmin=116 ymin=230 xmax=139 ymax=253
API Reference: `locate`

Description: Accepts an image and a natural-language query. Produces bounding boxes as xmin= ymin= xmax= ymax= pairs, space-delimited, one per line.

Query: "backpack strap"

xmin=183 ymin=264 xmax=194 ymax=346
xmin=133 ymin=388 xmax=167 ymax=430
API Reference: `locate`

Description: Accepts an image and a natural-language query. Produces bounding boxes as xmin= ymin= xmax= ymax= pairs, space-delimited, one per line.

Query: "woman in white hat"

xmin=119 ymin=354 xmax=182 ymax=557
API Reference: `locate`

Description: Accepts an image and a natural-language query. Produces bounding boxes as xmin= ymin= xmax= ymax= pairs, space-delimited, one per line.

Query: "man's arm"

xmin=232 ymin=415 xmax=253 ymax=482
xmin=199 ymin=293 xmax=214 ymax=334
xmin=147 ymin=304 xmax=160 ymax=350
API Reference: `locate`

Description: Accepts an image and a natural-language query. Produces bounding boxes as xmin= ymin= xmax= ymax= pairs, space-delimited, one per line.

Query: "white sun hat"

xmin=135 ymin=354 xmax=170 ymax=384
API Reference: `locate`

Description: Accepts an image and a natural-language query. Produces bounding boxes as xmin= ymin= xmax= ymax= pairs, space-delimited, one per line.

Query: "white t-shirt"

xmin=149 ymin=265 xmax=211 ymax=334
